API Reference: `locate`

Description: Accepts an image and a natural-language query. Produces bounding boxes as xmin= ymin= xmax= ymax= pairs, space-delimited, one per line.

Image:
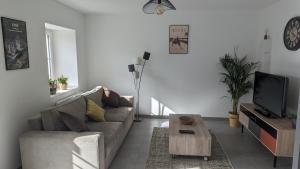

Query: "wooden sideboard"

xmin=239 ymin=103 xmax=295 ymax=168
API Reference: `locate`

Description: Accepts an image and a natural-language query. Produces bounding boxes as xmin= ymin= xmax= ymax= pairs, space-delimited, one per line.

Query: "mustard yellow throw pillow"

xmin=87 ymin=99 xmax=106 ymax=122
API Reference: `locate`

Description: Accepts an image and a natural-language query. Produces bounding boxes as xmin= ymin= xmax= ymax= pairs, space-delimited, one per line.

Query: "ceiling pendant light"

xmin=143 ymin=0 xmax=176 ymax=15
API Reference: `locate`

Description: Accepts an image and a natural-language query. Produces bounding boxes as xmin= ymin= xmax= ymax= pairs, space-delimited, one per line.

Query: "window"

xmin=45 ymin=30 xmax=54 ymax=79
xmin=45 ymin=23 xmax=79 ymax=96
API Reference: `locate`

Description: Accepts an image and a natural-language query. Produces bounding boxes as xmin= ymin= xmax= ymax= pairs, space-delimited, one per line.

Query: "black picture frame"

xmin=1 ymin=17 xmax=29 ymax=70
xmin=169 ymin=25 xmax=189 ymax=54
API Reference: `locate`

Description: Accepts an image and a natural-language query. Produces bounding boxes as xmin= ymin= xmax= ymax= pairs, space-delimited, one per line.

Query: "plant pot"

xmin=50 ymin=87 xmax=57 ymax=95
xmin=229 ymin=112 xmax=240 ymax=128
xmin=58 ymin=83 xmax=67 ymax=90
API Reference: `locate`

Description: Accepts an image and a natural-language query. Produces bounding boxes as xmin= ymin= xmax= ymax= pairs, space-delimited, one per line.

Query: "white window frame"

xmin=45 ymin=30 xmax=54 ymax=80
xmin=45 ymin=23 xmax=80 ymax=100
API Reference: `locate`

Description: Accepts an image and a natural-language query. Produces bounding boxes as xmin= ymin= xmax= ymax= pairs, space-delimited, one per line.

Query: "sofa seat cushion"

xmin=105 ymin=107 xmax=133 ymax=122
xmin=87 ymin=122 xmax=123 ymax=156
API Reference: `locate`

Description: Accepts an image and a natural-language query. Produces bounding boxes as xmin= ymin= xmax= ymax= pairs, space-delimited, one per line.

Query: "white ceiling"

xmin=56 ymin=0 xmax=280 ymax=14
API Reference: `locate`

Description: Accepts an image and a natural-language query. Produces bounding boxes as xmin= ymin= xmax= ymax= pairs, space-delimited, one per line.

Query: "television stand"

xmin=239 ymin=103 xmax=295 ymax=168
xmin=254 ymin=108 xmax=278 ymax=119
xmin=254 ymin=108 xmax=270 ymax=117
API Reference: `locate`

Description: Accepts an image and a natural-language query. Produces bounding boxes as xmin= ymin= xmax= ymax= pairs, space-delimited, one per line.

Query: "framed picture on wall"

xmin=1 ymin=17 xmax=29 ymax=70
xmin=169 ymin=25 xmax=189 ymax=54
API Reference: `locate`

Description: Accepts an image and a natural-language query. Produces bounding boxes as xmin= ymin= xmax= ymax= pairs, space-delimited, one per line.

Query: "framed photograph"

xmin=1 ymin=17 xmax=29 ymax=70
xmin=169 ymin=25 xmax=189 ymax=54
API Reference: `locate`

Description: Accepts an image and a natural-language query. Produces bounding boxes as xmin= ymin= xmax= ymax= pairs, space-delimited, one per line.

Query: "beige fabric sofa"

xmin=20 ymin=86 xmax=134 ymax=169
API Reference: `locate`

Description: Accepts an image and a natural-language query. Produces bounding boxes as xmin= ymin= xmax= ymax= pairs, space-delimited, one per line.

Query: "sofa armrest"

xmin=20 ymin=131 xmax=105 ymax=169
xmin=119 ymin=96 xmax=134 ymax=107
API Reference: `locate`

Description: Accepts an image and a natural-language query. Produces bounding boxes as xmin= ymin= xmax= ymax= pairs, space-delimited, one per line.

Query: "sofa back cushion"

xmin=55 ymin=96 xmax=87 ymax=122
xmin=28 ymin=114 xmax=44 ymax=131
xmin=40 ymin=96 xmax=87 ymax=131
xmin=82 ymin=86 xmax=104 ymax=108
xmin=60 ymin=112 xmax=90 ymax=132
xmin=41 ymin=110 xmax=68 ymax=131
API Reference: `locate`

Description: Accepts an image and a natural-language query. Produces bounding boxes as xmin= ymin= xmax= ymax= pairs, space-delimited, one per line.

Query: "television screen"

xmin=253 ymin=71 xmax=288 ymax=118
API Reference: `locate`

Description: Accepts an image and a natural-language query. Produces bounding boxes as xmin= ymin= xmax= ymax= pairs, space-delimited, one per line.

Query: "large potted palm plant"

xmin=220 ymin=50 xmax=258 ymax=128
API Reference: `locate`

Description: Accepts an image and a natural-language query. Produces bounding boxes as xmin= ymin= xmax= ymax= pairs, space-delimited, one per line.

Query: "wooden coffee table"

xmin=169 ymin=114 xmax=212 ymax=160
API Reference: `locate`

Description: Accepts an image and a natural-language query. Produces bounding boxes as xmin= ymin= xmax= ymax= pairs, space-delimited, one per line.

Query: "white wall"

xmin=256 ymin=0 xmax=300 ymax=168
xmin=85 ymin=10 xmax=260 ymax=118
xmin=0 ymin=0 xmax=87 ymax=168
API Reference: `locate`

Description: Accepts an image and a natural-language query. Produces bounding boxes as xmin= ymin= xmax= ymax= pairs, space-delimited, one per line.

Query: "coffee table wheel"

xmin=204 ymin=157 xmax=208 ymax=161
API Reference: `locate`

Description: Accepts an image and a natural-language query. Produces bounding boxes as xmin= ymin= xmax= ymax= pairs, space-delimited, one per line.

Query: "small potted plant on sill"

xmin=49 ymin=79 xmax=57 ymax=95
xmin=57 ymin=75 xmax=68 ymax=90
xmin=220 ymin=49 xmax=259 ymax=128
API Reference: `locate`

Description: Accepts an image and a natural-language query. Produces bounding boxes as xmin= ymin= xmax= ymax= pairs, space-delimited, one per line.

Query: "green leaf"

xmin=219 ymin=49 xmax=259 ymax=114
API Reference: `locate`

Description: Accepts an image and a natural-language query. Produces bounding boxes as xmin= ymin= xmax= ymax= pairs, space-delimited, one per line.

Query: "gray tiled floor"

xmin=109 ymin=118 xmax=292 ymax=169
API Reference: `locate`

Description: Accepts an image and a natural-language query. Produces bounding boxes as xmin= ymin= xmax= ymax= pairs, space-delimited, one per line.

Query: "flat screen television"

xmin=253 ymin=71 xmax=289 ymax=118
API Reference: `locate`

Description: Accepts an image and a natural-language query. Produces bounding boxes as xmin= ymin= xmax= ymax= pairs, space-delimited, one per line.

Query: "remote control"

xmin=179 ymin=130 xmax=195 ymax=134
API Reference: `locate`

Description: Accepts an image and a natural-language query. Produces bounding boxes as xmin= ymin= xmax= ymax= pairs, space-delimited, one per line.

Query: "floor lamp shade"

xmin=128 ymin=64 xmax=135 ymax=72
xmin=143 ymin=0 xmax=176 ymax=14
xmin=128 ymin=51 xmax=151 ymax=122
xmin=143 ymin=52 xmax=151 ymax=60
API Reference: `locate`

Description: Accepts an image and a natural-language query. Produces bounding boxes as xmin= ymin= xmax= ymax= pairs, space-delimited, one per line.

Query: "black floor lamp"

xmin=128 ymin=52 xmax=151 ymax=122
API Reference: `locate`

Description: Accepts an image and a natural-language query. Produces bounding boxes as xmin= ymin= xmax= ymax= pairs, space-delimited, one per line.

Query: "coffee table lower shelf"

xmin=170 ymin=154 xmax=210 ymax=161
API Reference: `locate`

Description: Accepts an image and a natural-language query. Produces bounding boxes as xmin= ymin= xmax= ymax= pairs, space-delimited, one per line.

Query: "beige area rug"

xmin=145 ymin=127 xmax=234 ymax=169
